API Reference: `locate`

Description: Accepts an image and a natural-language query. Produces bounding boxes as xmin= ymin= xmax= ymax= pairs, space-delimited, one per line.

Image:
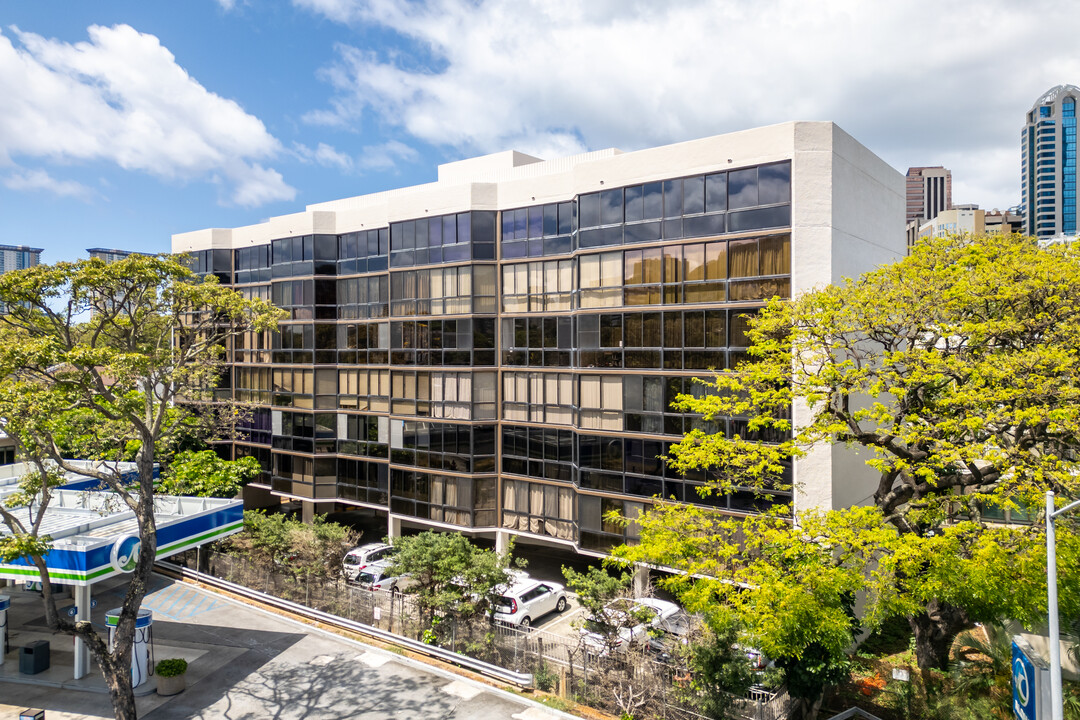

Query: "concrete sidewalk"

xmin=1 ymin=575 xmax=575 ymax=720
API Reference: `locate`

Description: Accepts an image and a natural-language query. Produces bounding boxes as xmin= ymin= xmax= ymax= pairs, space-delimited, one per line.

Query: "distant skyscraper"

xmin=0 ymin=245 xmax=43 ymax=274
xmin=905 ymin=166 xmax=952 ymax=224
xmin=87 ymin=248 xmax=147 ymax=263
xmin=1022 ymin=84 xmax=1079 ymax=238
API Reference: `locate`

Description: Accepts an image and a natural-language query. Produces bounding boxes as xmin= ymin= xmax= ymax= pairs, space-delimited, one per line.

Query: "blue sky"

xmin=2 ymin=0 xmax=1079 ymax=263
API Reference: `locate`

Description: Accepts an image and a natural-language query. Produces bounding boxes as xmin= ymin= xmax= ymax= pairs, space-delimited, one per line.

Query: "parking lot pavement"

xmin=531 ymin=599 xmax=585 ymax=636
xmin=1 ymin=576 xmax=580 ymax=720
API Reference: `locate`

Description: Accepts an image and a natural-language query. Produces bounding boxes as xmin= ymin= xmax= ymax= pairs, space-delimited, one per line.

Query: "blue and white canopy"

xmin=0 ymin=464 xmax=241 ymax=586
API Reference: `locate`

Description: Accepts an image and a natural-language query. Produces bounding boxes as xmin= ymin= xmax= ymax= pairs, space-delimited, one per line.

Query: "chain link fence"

xmin=177 ymin=549 xmax=794 ymax=720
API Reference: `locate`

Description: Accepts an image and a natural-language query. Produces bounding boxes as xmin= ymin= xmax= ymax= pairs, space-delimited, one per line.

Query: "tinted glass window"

xmin=728 ymin=168 xmax=758 ymax=209
xmin=758 ymin=162 xmax=791 ymax=205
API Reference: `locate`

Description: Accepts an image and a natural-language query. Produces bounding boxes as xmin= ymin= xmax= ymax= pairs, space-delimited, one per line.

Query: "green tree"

xmin=158 ymin=449 xmax=262 ymax=498
xmin=0 ymin=255 xmax=282 ymax=720
xmin=619 ymin=235 xmax=1080 ymax=676
xmin=561 ymin=565 xmax=645 ymax=654
xmin=684 ymin=620 xmax=754 ymax=719
xmin=386 ymin=531 xmax=521 ymax=626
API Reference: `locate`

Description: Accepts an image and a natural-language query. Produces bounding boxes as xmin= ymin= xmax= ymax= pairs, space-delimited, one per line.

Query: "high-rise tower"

xmin=905 ymin=166 xmax=952 ymax=225
xmin=1022 ymin=84 xmax=1080 ymax=238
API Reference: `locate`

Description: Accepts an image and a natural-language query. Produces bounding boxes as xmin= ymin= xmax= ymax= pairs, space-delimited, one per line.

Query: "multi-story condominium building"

xmin=0 ymin=245 xmax=42 ymax=275
xmin=1022 ymin=84 xmax=1079 ymax=239
xmin=905 ymin=166 xmax=952 ymax=225
xmin=173 ymin=122 xmax=904 ymax=555
xmin=87 ymin=247 xmax=146 ymax=263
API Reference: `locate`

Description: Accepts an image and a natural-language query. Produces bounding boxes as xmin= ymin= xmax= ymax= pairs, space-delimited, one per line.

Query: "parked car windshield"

xmin=358 ymin=570 xmax=380 ymax=584
xmin=494 ymin=596 xmax=514 ymax=612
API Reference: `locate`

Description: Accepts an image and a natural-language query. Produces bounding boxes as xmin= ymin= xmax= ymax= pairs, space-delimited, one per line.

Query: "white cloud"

xmin=3 ymin=167 xmax=95 ymax=201
xmin=357 ymin=140 xmax=419 ymax=172
xmin=0 ymin=24 xmax=295 ymax=206
xmin=215 ymin=0 xmax=239 ymax=10
xmin=298 ymin=0 xmax=1080 ymax=211
xmin=293 ymin=141 xmax=355 ymax=171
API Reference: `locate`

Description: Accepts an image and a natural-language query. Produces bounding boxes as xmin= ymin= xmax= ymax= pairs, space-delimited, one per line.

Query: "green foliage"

xmin=684 ymin=620 xmax=753 ymax=719
xmin=158 ymin=450 xmax=261 ymax=498
xmin=228 ymin=510 xmax=357 ymax=580
xmin=154 ymin=658 xmax=188 ymax=678
xmin=386 ymin=531 xmax=522 ymax=622
xmin=533 ymin=661 xmax=557 ymax=692
xmin=561 ymin=565 xmax=631 ymax=621
xmin=619 ymin=233 xmax=1080 ymax=675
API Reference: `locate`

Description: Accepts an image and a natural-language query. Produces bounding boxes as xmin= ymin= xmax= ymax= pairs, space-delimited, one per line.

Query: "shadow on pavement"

xmin=147 ymin=650 xmax=455 ymax=720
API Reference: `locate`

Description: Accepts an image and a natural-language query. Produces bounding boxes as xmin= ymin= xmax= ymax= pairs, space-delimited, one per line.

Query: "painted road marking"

xmin=357 ymin=652 xmax=392 ymax=668
xmin=441 ymin=680 xmax=483 ymax=701
xmin=141 ymin=584 xmax=220 ymax=621
xmin=513 ymin=708 xmax=561 ymax=720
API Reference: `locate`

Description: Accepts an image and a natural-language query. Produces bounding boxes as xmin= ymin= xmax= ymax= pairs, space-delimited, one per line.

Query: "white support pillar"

xmin=0 ymin=594 xmax=9 ymax=668
xmin=388 ymin=515 xmax=402 ymax=540
xmin=73 ymin=584 xmax=91 ymax=679
xmin=632 ymin=565 xmax=650 ymax=597
xmin=495 ymin=530 xmax=511 ymax=555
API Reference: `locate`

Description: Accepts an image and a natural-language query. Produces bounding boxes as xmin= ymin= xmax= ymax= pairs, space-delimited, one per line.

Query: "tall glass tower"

xmin=1022 ymin=84 xmax=1079 ymax=238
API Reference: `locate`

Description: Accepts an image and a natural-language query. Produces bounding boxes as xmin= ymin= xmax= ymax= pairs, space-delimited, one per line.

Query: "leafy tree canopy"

xmin=0 ymin=255 xmax=282 ymax=719
xmin=386 ymin=530 xmax=523 ymax=622
xmin=618 ymin=234 xmax=1080 ymax=678
xmin=158 ymin=450 xmax=261 ymax=498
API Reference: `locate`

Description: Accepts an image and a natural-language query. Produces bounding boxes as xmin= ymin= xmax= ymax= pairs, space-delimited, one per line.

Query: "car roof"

xmin=348 ymin=542 xmax=391 ymax=554
xmin=633 ymin=597 xmax=679 ymax=615
xmin=503 ymin=579 xmax=563 ymax=596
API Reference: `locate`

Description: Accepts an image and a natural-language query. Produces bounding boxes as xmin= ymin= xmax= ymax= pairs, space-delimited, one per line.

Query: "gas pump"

xmin=106 ymin=608 xmax=154 ymax=688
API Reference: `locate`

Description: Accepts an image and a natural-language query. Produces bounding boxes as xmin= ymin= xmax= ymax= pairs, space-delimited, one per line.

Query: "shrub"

xmin=155 ymin=658 xmax=188 ymax=677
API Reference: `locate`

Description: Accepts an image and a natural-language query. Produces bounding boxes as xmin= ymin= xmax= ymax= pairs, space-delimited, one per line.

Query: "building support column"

xmin=495 ymin=530 xmax=511 ymax=555
xmin=632 ymin=565 xmax=650 ymax=597
xmin=74 ymin=584 xmax=91 ymax=679
xmin=388 ymin=515 xmax=402 ymax=540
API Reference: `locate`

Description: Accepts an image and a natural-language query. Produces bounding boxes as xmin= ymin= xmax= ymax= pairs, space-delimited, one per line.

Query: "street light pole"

xmin=1048 ymin=490 xmax=1080 ymax=720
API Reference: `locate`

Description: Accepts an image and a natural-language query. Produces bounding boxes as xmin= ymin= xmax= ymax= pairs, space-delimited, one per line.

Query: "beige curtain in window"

xmin=558 ymin=487 xmax=575 ymax=540
xmin=529 ymin=483 xmax=544 ymax=534
xmin=729 ymin=238 xmax=759 ymax=278
xmin=600 ymin=251 xmax=622 ymax=287
xmin=601 ymin=376 xmax=623 ymax=410
xmin=580 ymin=376 xmax=602 ymax=409
xmin=760 ymin=234 xmax=791 ymax=276
xmin=503 ymin=480 xmax=517 ymax=529
xmin=444 ymin=476 xmax=458 ymax=508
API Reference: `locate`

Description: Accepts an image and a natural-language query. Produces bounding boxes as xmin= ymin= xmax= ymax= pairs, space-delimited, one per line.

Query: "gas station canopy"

xmin=0 ymin=461 xmax=243 ymax=586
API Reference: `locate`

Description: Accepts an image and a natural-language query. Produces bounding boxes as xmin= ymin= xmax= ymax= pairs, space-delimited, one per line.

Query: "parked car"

xmin=493 ymin=579 xmax=568 ymax=627
xmin=342 ymin=543 xmax=393 ymax=582
xmin=580 ymin=597 xmax=688 ymax=655
xmin=355 ymin=559 xmax=412 ymax=594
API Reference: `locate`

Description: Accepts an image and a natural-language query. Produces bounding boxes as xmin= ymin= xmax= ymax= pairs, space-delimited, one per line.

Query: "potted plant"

xmin=155 ymin=658 xmax=188 ymax=696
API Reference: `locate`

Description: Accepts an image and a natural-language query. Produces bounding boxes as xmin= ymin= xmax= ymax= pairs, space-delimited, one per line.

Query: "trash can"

xmin=20 ymin=640 xmax=50 ymax=675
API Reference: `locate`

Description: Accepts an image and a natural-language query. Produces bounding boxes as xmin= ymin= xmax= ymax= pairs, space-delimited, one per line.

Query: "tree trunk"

xmin=908 ymin=599 xmax=969 ymax=670
xmin=802 ymin=693 xmax=825 ymax=720
xmin=102 ymin=655 xmax=137 ymax=720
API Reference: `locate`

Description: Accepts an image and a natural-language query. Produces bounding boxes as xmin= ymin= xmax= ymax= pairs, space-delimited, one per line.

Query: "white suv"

xmin=493 ymin=580 xmax=568 ymax=628
xmin=355 ymin=559 xmax=412 ymax=594
xmin=342 ymin=543 xmax=393 ymax=582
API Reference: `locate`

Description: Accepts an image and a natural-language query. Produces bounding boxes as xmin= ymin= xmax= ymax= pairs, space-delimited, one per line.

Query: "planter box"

xmin=157 ymin=673 xmax=187 ymax=696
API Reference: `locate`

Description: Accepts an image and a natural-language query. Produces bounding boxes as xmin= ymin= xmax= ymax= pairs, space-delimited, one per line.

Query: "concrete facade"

xmin=174 ymin=122 xmax=904 ymax=553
